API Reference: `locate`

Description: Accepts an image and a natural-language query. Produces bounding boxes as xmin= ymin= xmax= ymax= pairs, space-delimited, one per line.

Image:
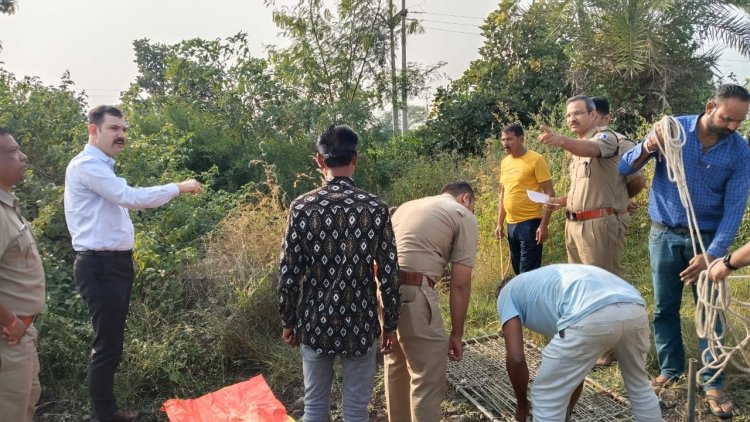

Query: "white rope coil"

xmin=695 ymin=262 xmax=750 ymax=385
xmin=656 ymin=115 xmax=750 ymax=384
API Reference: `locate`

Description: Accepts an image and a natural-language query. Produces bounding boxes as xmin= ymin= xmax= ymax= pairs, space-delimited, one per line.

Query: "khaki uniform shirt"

xmin=567 ymin=126 xmax=619 ymax=212
xmin=0 ymin=190 xmax=45 ymax=316
xmin=392 ymin=193 xmax=479 ymax=282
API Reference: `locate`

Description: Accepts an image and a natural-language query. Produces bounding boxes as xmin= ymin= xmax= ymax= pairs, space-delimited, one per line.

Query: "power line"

xmin=410 ymin=10 xmax=485 ymax=21
xmin=417 ymin=18 xmax=482 ymax=28
xmin=421 ymin=26 xmax=483 ymax=37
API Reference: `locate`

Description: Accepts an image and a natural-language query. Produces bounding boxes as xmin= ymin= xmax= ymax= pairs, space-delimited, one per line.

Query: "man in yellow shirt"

xmin=496 ymin=123 xmax=555 ymax=274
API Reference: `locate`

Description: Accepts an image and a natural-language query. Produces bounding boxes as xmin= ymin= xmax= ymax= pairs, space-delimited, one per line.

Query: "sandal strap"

xmin=705 ymin=394 xmax=732 ymax=404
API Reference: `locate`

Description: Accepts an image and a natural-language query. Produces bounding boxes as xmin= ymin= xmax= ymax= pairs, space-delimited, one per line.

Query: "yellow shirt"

xmin=499 ymin=150 xmax=552 ymax=224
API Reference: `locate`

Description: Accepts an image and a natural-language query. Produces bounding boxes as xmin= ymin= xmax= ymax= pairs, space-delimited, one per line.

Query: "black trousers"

xmin=506 ymin=218 xmax=544 ymax=275
xmin=74 ymin=252 xmax=134 ymax=421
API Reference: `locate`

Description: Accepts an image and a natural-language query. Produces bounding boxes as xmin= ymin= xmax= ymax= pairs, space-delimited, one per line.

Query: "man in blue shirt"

xmin=619 ymin=84 xmax=750 ymax=417
xmin=497 ymin=264 xmax=660 ymax=421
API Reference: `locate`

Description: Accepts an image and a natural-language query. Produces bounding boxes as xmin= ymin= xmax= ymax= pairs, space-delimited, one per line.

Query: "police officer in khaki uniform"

xmin=385 ymin=181 xmax=478 ymax=422
xmin=590 ymin=97 xmax=647 ymax=366
xmin=0 ymin=128 xmax=46 ymax=422
xmin=539 ymin=95 xmax=621 ymax=275
xmin=592 ymin=97 xmax=645 ymax=269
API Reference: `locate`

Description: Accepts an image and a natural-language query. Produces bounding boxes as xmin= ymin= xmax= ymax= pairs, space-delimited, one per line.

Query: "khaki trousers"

xmin=0 ymin=324 xmax=40 ymax=422
xmin=384 ymin=281 xmax=448 ymax=422
xmin=615 ymin=212 xmax=631 ymax=275
xmin=565 ymin=214 xmax=621 ymax=275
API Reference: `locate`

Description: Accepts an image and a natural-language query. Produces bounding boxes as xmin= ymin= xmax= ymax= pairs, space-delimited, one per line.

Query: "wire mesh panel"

xmin=447 ymin=334 xmax=636 ymax=421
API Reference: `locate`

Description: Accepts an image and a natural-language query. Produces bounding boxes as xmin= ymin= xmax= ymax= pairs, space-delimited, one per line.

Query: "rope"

xmin=654 ymin=116 xmax=709 ymax=268
xmin=498 ymin=237 xmax=511 ymax=282
xmin=655 ymin=115 xmax=750 ymax=384
xmin=695 ymin=262 xmax=750 ymax=384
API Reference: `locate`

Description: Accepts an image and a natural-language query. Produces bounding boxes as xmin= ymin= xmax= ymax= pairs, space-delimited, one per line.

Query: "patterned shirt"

xmin=278 ymin=176 xmax=400 ymax=356
xmin=619 ymin=114 xmax=750 ymax=257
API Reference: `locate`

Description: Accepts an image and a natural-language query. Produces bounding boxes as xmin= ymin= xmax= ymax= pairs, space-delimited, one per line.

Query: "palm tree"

xmin=544 ymin=0 xmax=750 ymax=122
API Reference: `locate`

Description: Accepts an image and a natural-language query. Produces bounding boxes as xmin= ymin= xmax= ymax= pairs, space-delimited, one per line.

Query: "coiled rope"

xmin=656 ymin=115 xmax=750 ymax=384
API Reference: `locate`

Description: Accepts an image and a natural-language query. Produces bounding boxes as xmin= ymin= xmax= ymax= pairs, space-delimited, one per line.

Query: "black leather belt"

xmin=77 ymin=250 xmax=133 ymax=257
xmin=651 ymin=222 xmax=713 ymax=235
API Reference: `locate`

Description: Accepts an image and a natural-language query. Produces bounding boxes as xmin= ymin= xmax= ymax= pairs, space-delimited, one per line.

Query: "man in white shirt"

xmin=497 ymin=264 xmax=660 ymax=421
xmin=64 ymin=106 xmax=201 ymax=422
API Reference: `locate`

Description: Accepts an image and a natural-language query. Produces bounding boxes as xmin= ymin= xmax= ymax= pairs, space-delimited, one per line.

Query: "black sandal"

xmin=705 ymin=392 xmax=734 ymax=418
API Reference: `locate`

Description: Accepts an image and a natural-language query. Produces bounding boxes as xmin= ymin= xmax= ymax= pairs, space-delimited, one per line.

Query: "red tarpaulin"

xmin=161 ymin=375 xmax=292 ymax=422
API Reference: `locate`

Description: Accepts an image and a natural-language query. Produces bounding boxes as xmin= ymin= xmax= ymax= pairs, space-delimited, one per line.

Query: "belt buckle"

xmin=566 ymin=211 xmax=577 ymax=222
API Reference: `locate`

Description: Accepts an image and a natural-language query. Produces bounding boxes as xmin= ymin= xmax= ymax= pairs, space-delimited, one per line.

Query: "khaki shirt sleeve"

xmin=593 ymin=130 xmax=618 ymax=158
xmin=450 ymin=210 xmax=479 ymax=268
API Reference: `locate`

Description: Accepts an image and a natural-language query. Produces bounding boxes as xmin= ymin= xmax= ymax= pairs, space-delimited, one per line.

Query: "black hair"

xmin=495 ymin=276 xmax=514 ymax=299
xmin=714 ymin=84 xmax=750 ymax=103
xmin=441 ymin=181 xmax=475 ymax=200
xmin=592 ymin=96 xmax=610 ymax=115
xmin=316 ymin=124 xmax=359 ymax=168
xmin=87 ymin=105 xmax=124 ymax=127
xmin=502 ymin=123 xmax=524 ymax=137
xmin=566 ymin=95 xmax=595 ymax=112
xmin=0 ymin=127 xmax=10 ymax=137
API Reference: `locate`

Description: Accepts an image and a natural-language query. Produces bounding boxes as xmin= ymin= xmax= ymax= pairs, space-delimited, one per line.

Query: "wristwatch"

xmin=723 ymin=253 xmax=740 ymax=271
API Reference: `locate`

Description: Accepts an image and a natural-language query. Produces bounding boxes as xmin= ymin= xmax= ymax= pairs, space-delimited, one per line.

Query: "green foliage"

xmin=418 ymin=1 xmax=571 ymax=154
xmin=547 ymin=0 xmax=736 ymax=125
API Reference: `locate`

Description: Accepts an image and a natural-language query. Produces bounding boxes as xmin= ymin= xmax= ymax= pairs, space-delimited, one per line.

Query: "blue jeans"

xmin=300 ymin=344 xmax=376 ymax=422
xmin=649 ymin=226 xmax=723 ymax=390
xmin=507 ymin=218 xmax=543 ymax=275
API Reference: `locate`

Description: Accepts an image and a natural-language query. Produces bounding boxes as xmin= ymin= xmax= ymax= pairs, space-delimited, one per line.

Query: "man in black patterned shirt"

xmin=279 ymin=124 xmax=400 ymax=422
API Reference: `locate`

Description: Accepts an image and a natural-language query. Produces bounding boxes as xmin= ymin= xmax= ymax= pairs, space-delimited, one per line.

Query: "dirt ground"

xmin=280 ymin=369 xmax=749 ymax=421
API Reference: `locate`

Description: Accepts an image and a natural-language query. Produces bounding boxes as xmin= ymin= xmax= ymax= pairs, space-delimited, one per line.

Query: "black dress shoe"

xmin=113 ymin=409 xmax=140 ymax=422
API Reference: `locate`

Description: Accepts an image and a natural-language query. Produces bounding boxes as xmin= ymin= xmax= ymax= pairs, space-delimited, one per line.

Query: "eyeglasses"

xmin=566 ymin=110 xmax=590 ymax=119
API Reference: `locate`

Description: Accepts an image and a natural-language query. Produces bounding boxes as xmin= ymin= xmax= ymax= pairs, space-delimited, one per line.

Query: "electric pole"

xmin=400 ymin=1 xmax=408 ymax=133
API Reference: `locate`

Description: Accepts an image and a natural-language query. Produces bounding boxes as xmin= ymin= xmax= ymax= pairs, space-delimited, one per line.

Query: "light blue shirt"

xmin=64 ymin=144 xmax=180 ymax=251
xmin=497 ymin=264 xmax=645 ymax=337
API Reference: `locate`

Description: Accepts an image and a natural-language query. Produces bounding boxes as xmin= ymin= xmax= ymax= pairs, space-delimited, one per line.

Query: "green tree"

xmin=267 ymin=0 xmax=396 ymax=127
xmin=266 ymin=0 xmax=439 ymax=131
xmin=419 ymin=0 xmax=571 ymax=154
xmin=123 ymin=34 xmax=318 ymax=195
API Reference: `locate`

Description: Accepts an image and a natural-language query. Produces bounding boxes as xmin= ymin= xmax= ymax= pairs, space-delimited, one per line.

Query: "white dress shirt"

xmin=64 ymin=144 xmax=180 ymax=251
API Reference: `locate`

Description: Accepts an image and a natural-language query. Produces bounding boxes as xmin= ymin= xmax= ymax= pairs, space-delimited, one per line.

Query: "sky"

xmin=0 ymin=0 xmax=747 ymax=108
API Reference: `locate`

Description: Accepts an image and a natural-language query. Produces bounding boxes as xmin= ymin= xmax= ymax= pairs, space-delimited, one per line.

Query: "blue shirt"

xmin=497 ymin=264 xmax=645 ymax=337
xmin=64 ymin=144 xmax=180 ymax=251
xmin=619 ymin=115 xmax=750 ymax=257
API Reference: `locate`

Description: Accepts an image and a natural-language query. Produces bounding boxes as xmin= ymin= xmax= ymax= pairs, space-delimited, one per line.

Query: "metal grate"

xmin=447 ymin=334 xmax=636 ymax=421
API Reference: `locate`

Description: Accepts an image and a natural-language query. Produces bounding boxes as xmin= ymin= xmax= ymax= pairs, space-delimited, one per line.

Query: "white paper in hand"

xmin=526 ymin=190 xmax=550 ymax=204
